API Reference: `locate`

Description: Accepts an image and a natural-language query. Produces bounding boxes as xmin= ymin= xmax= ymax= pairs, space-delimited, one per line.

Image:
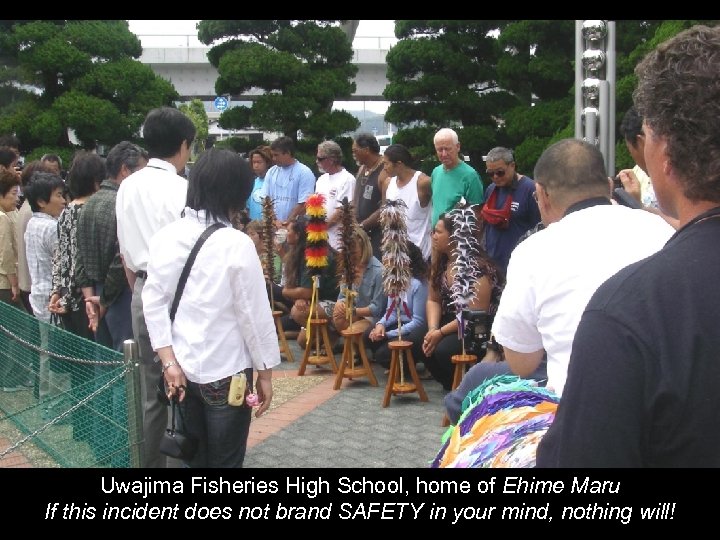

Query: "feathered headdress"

xmin=305 ymin=193 xmax=329 ymax=274
xmin=380 ymin=199 xmax=412 ymax=323
xmin=447 ymin=200 xmax=482 ymax=354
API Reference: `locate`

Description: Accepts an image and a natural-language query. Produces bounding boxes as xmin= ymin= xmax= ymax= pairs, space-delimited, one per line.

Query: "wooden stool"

xmin=298 ymin=319 xmax=337 ymax=375
xmin=441 ymin=353 xmax=477 ymax=426
xmin=334 ymin=327 xmax=378 ymax=389
xmin=273 ymin=310 xmax=294 ymax=362
xmin=382 ymin=341 xmax=428 ymax=407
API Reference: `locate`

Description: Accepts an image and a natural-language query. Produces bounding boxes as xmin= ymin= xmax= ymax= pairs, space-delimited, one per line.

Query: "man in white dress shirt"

xmin=116 ymin=107 xmax=195 ymax=468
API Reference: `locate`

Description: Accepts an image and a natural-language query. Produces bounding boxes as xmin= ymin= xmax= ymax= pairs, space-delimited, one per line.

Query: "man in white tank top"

xmin=381 ymin=144 xmax=433 ymax=260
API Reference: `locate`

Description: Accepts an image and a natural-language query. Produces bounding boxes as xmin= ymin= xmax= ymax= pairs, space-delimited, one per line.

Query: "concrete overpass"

xmin=137 ymin=25 xmax=391 ymax=111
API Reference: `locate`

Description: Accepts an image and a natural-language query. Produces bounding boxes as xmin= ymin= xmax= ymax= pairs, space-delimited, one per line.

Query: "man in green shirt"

xmin=430 ymin=128 xmax=483 ymax=226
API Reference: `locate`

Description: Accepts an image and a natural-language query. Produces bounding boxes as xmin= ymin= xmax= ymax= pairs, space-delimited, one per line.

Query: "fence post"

xmin=123 ymin=339 xmax=144 ymax=468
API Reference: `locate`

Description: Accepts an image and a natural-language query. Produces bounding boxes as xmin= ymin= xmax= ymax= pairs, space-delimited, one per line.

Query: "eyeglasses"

xmin=316 ymin=156 xmax=330 ymax=162
xmin=533 ymin=184 xmax=544 ymax=202
xmin=486 ymin=169 xmax=506 ymax=178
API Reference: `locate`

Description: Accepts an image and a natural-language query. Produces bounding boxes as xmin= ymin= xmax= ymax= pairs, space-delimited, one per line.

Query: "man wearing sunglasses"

xmin=480 ymin=147 xmax=541 ymax=274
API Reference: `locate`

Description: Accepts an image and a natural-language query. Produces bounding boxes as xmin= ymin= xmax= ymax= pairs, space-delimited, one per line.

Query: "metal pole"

xmin=606 ymin=21 xmax=617 ymax=177
xmin=575 ymin=21 xmax=584 ymax=139
xmin=578 ymin=20 xmax=615 ymax=173
xmin=123 ymin=339 xmax=144 ymax=468
xmin=599 ymin=82 xmax=609 ymax=169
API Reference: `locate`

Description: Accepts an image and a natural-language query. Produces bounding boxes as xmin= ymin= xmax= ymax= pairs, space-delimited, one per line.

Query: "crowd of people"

xmin=1 ymin=24 xmax=719 ymax=468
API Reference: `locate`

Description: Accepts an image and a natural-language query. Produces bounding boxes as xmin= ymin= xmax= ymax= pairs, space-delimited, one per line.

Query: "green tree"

xmin=494 ymin=20 xmax=576 ymax=174
xmin=385 ymin=20 xmax=518 ymax=170
xmin=614 ymin=20 xmax=716 ymax=170
xmin=179 ymin=98 xmax=209 ymax=159
xmin=386 ymin=20 xmax=718 ymax=178
xmin=0 ymin=20 xmax=178 ymax=155
xmin=197 ymin=20 xmax=359 ymax=143
xmin=498 ymin=20 xmax=716 ymax=174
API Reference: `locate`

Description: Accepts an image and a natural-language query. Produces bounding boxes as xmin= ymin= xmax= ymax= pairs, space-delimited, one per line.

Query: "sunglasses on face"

xmin=486 ymin=169 xmax=506 ymax=178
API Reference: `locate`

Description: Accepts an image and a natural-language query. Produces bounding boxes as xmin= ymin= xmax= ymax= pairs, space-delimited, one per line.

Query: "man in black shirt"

xmin=351 ymin=133 xmax=386 ymax=258
xmin=537 ymin=25 xmax=720 ymax=467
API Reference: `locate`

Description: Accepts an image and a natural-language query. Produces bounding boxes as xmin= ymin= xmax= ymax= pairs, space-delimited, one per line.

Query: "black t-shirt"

xmin=537 ymin=208 xmax=720 ymax=467
xmin=354 ymin=164 xmax=383 ymax=255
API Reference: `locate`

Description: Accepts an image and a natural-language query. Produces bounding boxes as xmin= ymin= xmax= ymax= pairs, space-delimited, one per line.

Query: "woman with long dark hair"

xmin=421 ymin=211 xmax=504 ymax=390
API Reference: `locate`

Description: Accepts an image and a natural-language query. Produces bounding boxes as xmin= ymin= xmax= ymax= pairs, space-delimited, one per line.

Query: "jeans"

xmin=178 ymin=369 xmax=253 ymax=468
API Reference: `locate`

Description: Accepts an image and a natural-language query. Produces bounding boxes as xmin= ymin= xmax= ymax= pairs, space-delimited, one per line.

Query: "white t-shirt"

xmin=315 ymin=169 xmax=356 ymax=250
xmin=492 ymin=203 xmax=674 ymax=396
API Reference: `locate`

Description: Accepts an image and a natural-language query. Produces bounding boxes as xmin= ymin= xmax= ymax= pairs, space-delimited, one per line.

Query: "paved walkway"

xmin=244 ymin=338 xmax=449 ymax=468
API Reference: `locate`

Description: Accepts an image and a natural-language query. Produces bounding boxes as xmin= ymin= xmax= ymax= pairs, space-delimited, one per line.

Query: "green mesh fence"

xmin=0 ymin=301 xmax=141 ymax=468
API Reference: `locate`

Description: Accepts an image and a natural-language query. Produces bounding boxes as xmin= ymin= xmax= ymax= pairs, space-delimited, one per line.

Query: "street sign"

xmin=214 ymin=96 xmax=229 ymax=111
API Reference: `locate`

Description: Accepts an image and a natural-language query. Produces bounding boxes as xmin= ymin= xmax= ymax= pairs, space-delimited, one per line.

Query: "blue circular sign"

xmin=214 ymin=96 xmax=229 ymax=111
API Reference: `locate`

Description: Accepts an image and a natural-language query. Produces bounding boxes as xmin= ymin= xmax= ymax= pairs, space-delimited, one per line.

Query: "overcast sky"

xmin=127 ymin=20 xmax=396 ymax=46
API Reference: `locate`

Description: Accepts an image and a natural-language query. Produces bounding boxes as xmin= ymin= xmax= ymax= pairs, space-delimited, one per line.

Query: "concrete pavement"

xmin=244 ymin=337 xmax=449 ymax=468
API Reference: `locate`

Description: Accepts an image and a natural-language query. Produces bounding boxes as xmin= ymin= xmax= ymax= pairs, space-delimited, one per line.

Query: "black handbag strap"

xmin=169 ymin=394 xmax=187 ymax=430
xmin=169 ymin=222 xmax=226 ymax=322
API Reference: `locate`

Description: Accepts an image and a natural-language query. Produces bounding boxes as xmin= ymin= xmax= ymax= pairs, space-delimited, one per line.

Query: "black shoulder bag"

xmin=157 ymin=222 xmax=225 ymax=461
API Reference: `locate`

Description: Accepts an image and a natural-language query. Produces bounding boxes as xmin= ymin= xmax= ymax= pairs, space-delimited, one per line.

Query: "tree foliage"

xmin=385 ymin=20 xmax=517 ymax=167
xmin=179 ymin=98 xmax=209 ymax=158
xmin=0 ymin=20 xmax=178 ymax=155
xmin=387 ymin=20 xmax=717 ymax=177
xmin=197 ymin=20 xmax=359 ymax=142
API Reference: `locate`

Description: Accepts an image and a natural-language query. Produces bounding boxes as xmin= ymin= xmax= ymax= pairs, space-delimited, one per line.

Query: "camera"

xmin=612 ymin=187 xmax=643 ymax=209
xmin=462 ymin=310 xmax=492 ymax=358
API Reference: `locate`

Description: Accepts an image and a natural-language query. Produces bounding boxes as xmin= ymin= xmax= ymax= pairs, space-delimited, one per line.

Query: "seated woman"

xmin=421 ymin=211 xmax=504 ymax=390
xmin=331 ymin=225 xmax=385 ymax=336
xmin=365 ymin=242 xmax=428 ymax=369
xmin=283 ymin=216 xmax=340 ymax=346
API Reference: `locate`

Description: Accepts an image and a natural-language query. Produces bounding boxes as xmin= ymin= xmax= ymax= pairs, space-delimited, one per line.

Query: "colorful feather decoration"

xmin=261 ymin=196 xmax=277 ymax=283
xmin=305 ymin=193 xmax=329 ymax=274
xmin=380 ymin=199 xmax=412 ymax=329
xmin=304 ymin=193 xmax=329 ymax=344
xmin=336 ymin=197 xmax=361 ymax=289
xmin=380 ymin=199 xmax=411 ymax=298
xmin=447 ymin=201 xmax=483 ymax=354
